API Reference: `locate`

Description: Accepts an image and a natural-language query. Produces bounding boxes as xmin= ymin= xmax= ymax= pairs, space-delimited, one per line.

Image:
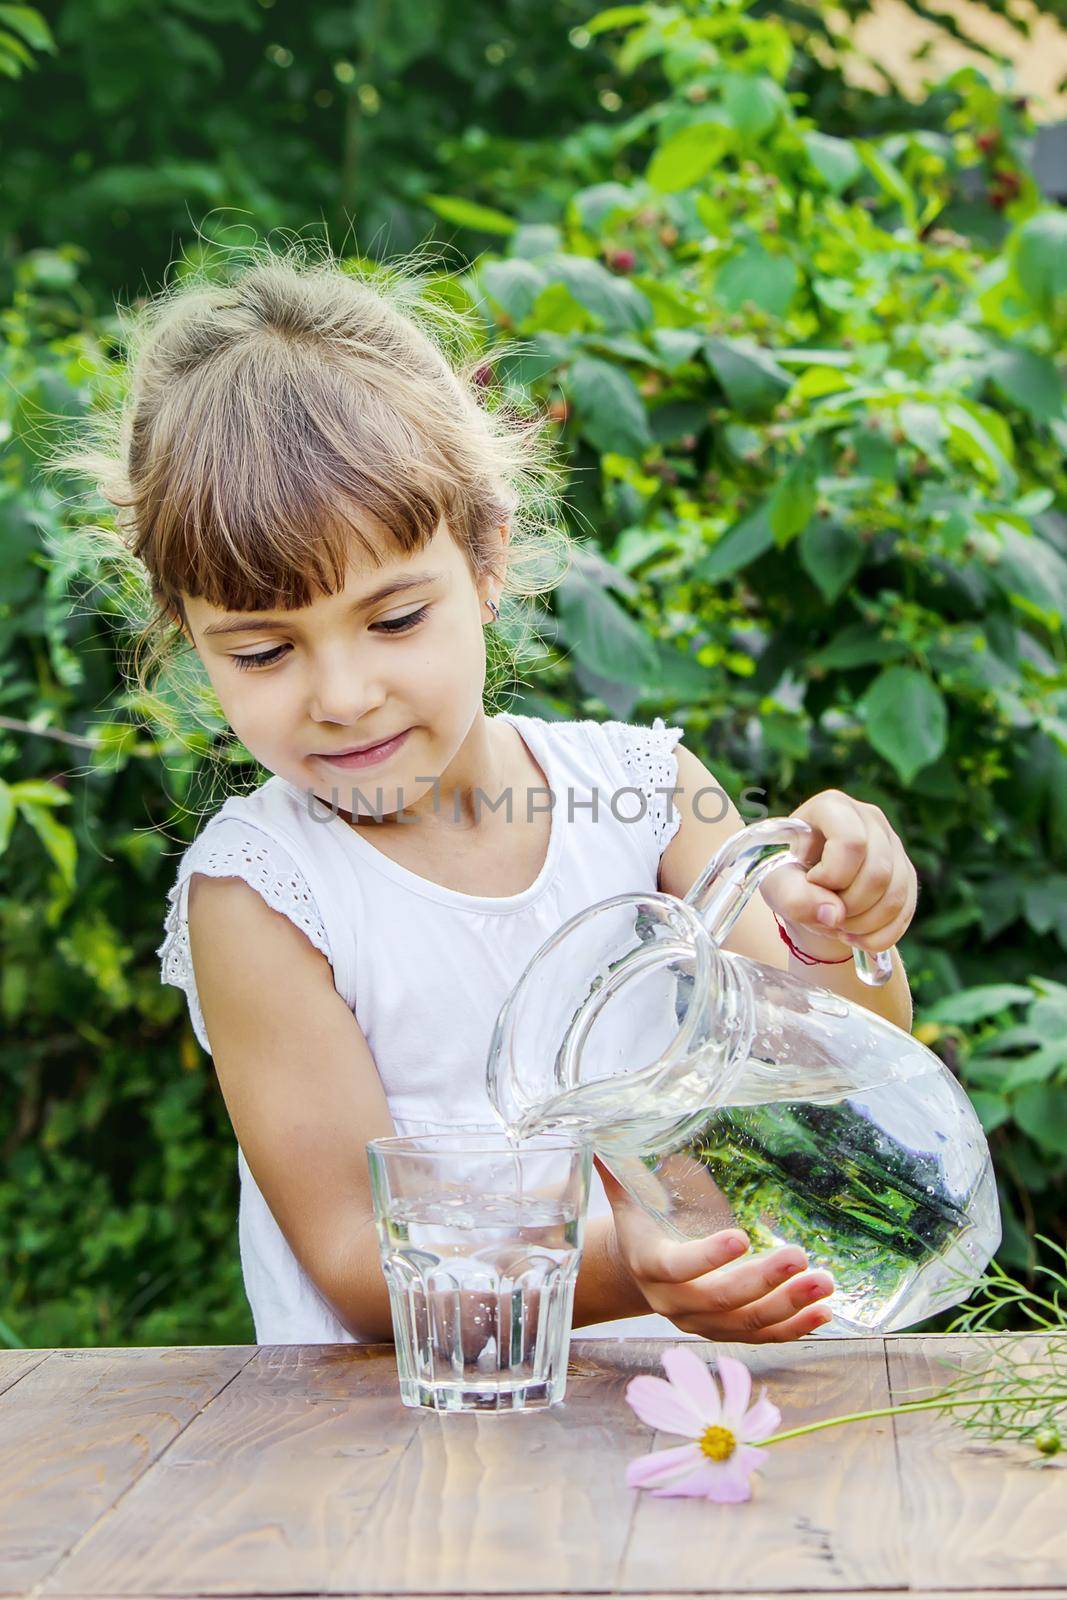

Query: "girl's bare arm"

xmin=188 ymin=874 xmax=654 ymax=1340
xmin=188 ymin=873 xmax=400 ymax=1342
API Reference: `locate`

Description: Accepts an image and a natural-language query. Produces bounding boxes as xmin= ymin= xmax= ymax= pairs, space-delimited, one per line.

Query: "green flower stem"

xmin=762 ymin=1388 xmax=1067 ymax=1447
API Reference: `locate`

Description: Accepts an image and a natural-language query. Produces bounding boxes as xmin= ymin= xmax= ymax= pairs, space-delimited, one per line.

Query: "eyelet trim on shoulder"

xmin=596 ymin=715 xmax=685 ymax=855
xmin=156 ymin=819 xmax=332 ymax=1055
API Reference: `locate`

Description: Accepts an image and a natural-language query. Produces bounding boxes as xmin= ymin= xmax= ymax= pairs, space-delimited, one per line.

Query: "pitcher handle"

xmin=683 ymin=816 xmax=895 ymax=989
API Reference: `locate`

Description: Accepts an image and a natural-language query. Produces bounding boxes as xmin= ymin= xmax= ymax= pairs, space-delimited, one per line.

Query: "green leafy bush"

xmin=1 ymin=0 xmax=1063 ymax=1345
xmin=452 ymin=5 xmax=1067 ymax=1284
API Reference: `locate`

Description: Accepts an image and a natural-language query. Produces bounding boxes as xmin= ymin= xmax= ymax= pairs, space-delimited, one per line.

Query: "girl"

xmin=61 ymin=245 xmax=919 ymax=1348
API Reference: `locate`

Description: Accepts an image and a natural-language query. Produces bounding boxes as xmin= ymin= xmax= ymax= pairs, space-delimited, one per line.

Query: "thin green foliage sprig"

xmin=943 ymin=1233 xmax=1067 ymax=1336
xmin=812 ymin=1234 xmax=1067 ymax=1465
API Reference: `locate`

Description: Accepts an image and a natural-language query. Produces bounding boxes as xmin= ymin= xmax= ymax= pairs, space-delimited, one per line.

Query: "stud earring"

xmin=486 ymin=596 xmax=500 ymax=623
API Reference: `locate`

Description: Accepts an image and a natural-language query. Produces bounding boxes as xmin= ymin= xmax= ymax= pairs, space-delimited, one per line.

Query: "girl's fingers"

xmin=796 ymin=794 xmax=870 ymax=894
xmin=670 ymin=1273 xmax=836 ymax=1341
xmin=741 ymin=1304 xmax=835 ymax=1343
xmin=831 ymin=833 xmax=896 ymax=922
xmin=839 ymin=857 xmax=918 ymax=939
xmin=641 ymin=1228 xmax=755 ymax=1284
xmin=653 ymin=1242 xmax=816 ymax=1309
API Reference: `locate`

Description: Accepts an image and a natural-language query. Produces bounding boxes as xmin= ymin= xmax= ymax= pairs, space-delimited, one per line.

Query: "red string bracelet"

xmin=773 ymin=912 xmax=853 ymax=965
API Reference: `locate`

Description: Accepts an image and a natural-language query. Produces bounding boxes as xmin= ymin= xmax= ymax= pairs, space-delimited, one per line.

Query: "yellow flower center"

xmin=700 ymin=1424 xmax=736 ymax=1462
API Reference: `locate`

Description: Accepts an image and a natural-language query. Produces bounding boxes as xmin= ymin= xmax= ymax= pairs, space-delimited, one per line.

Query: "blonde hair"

xmin=49 ymin=238 xmax=572 ymax=787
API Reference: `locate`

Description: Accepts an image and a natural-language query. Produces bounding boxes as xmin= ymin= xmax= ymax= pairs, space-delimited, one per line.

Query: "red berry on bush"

xmin=609 ymin=248 xmax=637 ymax=273
xmin=975 ymin=129 xmax=999 ymax=154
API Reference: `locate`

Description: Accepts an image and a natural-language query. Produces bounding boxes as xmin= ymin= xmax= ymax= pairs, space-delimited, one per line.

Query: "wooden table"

xmin=1 ymin=1335 xmax=1063 ymax=1599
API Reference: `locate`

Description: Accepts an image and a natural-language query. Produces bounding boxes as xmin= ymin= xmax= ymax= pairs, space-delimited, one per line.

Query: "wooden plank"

xmin=620 ymin=1336 xmax=905 ymax=1592
xmin=42 ymin=1339 xmax=903 ymax=1598
xmin=44 ymin=1342 xmax=652 ymax=1597
xmin=26 ymin=1593 xmax=1067 ymax=1600
xmin=890 ymin=1334 xmax=1067 ymax=1590
xmin=29 ymin=1335 xmax=1067 ymax=1599
xmin=41 ymin=1345 xmax=425 ymax=1597
xmin=0 ymin=1351 xmax=49 ymax=1398
xmin=0 ymin=1347 xmax=254 ymax=1598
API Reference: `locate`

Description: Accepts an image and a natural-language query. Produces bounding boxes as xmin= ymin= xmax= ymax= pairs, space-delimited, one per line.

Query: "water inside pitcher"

xmin=486 ymin=819 xmax=1001 ymax=1334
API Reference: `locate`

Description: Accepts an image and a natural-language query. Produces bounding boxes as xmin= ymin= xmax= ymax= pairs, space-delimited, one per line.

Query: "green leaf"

xmin=570 ymin=182 xmax=634 ymax=230
xmin=715 ymin=244 xmax=798 ymax=318
xmin=1012 ymin=1085 xmax=1067 ymax=1156
xmin=692 ymin=502 xmax=775 ymax=582
xmin=650 ymin=328 xmax=704 ymax=370
xmin=422 ymin=195 xmax=516 ymax=235
xmin=0 ymin=779 xmax=14 ymax=854
xmin=1022 ymin=876 xmax=1067 ymax=945
xmin=922 ymin=984 xmax=1033 ymax=1025
xmin=863 ymin=666 xmax=948 ymax=783
xmin=552 ymin=255 xmax=652 ymax=332
xmin=510 ymin=223 xmax=562 ymax=260
xmin=803 ymin=131 xmax=861 ymax=193
xmin=722 ymin=75 xmax=787 ymax=141
xmin=567 ymin=356 xmax=651 ymax=458
xmin=985 ymin=346 xmax=1065 ymax=424
xmin=585 ymin=4 xmax=651 ymax=35
xmin=798 ymin=518 xmax=864 ymax=602
xmin=0 ymin=6 xmax=54 ymax=51
xmin=704 ymin=337 xmax=792 ymax=415
xmin=1001 ymin=1041 xmax=1067 ymax=1093
xmin=480 ymin=259 xmax=546 ymax=323
xmin=19 ymin=803 xmax=77 ymax=889
xmin=554 ymin=559 xmax=659 ymax=686
xmin=897 ymin=401 xmax=948 ymax=462
xmin=856 ymin=140 xmax=917 ymax=229
xmin=810 ymin=625 xmax=910 ymax=670
xmin=1012 ymin=211 xmax=1067 ymax=317
xmin=944 ymin=400 xmax=1015 ymax=491
xmin=647 ymin=121 xmax=730 ymax=192
xmin=8 ymin=778 xmax=72 ymax=808
xmin=988 ymin=520 xmax=1067 ymax=623
xmin=967 ymin=1090 xmax=1011 ymax=1135
xmin=762 ymin=709 xmax=810 ymax=761
xmin=768 ymin=447 xmax=819 ymax=547
xmin=647 ymin=641 xmax=714 ymax=698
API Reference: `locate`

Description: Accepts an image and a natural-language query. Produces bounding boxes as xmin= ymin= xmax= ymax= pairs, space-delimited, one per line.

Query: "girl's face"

xmin=181 ymin=515 xmax=506 ymax=817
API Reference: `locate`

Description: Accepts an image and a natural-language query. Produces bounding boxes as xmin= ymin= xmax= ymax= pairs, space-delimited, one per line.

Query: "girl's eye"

xmin=230 ymin=605 xmax=429 ymax=672
xmin=373 ymin=604 xmax=430 ymax=635
xmin=232 ymin=644 xmax=288 ymax=673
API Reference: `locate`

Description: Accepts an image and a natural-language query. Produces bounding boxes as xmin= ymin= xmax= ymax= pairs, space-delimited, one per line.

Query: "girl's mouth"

xmin=315 ymin=729 xmax=411 ymax=769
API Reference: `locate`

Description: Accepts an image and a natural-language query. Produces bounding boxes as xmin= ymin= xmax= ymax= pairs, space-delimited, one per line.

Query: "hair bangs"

xmin=135 ymin=339 xmax=452 ymax=619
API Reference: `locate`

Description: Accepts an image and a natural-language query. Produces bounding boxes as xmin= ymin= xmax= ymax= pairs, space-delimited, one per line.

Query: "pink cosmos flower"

xmin=624 ymin=1345 xmax=781 ymax=1503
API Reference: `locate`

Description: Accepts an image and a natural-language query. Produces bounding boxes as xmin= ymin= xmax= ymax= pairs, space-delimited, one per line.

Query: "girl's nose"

xmin=307 ymin=655 xmax=387 ymax=727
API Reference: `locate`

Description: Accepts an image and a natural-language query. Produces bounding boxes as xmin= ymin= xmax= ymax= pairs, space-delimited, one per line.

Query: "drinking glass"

xmin=366 ymin=1131 xmax=591 ymax=1413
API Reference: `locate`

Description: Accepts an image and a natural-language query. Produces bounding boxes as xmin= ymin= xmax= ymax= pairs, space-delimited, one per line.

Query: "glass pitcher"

xmin=486 ymin=818 xmax=1001 ymax=1334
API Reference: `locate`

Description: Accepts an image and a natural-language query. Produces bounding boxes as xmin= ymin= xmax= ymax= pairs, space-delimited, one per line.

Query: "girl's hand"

xmin=597 ymin=1158 xmax=835 ymax=1343
xmin=759 ymin=789 xmax=919 ymax=957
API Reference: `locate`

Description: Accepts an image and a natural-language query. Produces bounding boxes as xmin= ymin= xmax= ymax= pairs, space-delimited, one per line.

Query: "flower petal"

xmin=733 ymin=1442 xmax=770 ymax=1475
xmin=716 ymin=1353 xmax=753 ymax=1429
xmin=625 ymin=1373 xmax=706 ymax=1437
xmin=651 ymin=1457 xmax=752 ymax=1502
xmin=647 ymin=1462 xmax=722 ymax=1498
xmin=625 ymin=1442 xmax=703 ymax=1489
xmin=661 ymin=1344 xmax=722 ymax=1426
xmin=702 ymin=1457 xmax=756 ymax=1503
xmin=741 ymin=1387 xmax=782 ymax=1443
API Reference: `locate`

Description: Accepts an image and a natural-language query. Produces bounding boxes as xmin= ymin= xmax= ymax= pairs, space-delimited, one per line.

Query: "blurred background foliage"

xmin=1 ymin=0 xmax=1065 ymax=1348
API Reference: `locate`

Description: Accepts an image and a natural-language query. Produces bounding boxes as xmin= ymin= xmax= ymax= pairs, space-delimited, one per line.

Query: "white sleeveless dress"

xmin=157 ymin=711 xmax=700 ymax=1344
